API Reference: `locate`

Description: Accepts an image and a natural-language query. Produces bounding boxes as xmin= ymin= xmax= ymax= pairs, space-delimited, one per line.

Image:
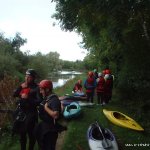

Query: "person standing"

xmin=104 ymin=73 xmax=113 ymax=104
xmin=84 ymin=72 xmax=96 ymax=103
xmin=13 ymin=69 xmax=39 ymax=150
xmin=35 ymin=79 xmax=63 ymax=150
xmin=96 ymin=73 xmax=105 ymax=105
xmin=93 ymin=69 xmax=99 ymax=79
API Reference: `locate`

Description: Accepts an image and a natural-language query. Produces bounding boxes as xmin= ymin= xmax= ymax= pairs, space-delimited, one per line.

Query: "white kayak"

xmin=87 ymin=122 xmax=119 ymax=150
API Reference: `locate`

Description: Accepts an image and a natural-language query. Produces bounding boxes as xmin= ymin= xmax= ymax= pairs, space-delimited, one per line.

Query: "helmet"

xmin=88 ymin=71 xmax=93 ymax=77
xmin=39 ymin=80 xmax=53 ymax=90
xmin=105 ymin=69 xmax=111 ymax=74
xmin=98 ymin=73 xmax=103 ymax=77
xmin=93 ymin=69 xmax=97 ymax=72
xmin=104 ymin=74 xmax=110 ymax=80
xmin=26 ymin=69 xmax=37 ymax=78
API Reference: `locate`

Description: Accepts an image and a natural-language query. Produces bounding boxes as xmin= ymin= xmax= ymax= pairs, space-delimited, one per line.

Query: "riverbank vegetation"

xmin=52 ymin=0 xmax=150 ymax=123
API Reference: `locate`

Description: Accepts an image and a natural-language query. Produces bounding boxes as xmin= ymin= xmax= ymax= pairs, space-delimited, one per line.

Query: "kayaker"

xmin=72 ymin=79 xmax=83 ymax=93
xmin=84 ymin=71 xmax=97 ymax=103
xmin=35 ymin=79 xmax=66 ymax=150
xmin=96 ymin=73 xmax=105 ymax=105
xmin=13 ymin=69 xmax=40 ymax=150
xmin=104 ymin=73 xmax=113 ymax=104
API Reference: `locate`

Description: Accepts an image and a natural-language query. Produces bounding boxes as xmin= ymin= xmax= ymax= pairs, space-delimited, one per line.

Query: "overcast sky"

xmin=0 ymin=0 xmax=87 ymax=61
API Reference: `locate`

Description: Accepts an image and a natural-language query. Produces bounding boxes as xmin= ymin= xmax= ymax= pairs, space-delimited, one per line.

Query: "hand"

xmin=21 ymin=93 xmax=28 ymax=99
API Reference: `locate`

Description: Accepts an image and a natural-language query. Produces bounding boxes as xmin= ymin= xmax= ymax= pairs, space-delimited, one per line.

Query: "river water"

xmin=48 ymin=71 xmax=82 ymax=88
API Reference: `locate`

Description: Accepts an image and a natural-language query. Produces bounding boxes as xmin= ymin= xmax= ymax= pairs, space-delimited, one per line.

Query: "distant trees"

xmin=0 ymin=33 xmax=27 ymax=78
xmin=0 ymin=33 xmax=85 ymax=81
xmin=52 ymin=0 xmax=150 ymax=103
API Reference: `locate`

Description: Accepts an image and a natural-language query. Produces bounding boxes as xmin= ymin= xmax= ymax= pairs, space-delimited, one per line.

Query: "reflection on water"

xmin=49 ymin=71 xmax=82 ymax=88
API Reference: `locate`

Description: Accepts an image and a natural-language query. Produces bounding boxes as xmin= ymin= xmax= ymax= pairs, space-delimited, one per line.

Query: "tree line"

xmin=0 ymin=32 xmax=86 ymax=81
xmin=52 ymin=0 xmax=150 ymax=107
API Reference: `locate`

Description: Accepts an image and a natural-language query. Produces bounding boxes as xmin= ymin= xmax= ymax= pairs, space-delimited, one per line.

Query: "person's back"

xmin=96 ymin=73 xmax=105 ymax=105
xmin=84 ymin=72 xmax=96 ymax=103
xmin=96 ymin=76 xmax=105 ymax=93
xmin=104 ymin=74 xmax=113 ymax=103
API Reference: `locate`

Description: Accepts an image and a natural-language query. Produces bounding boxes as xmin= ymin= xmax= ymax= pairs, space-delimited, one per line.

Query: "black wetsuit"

xmin=35 ymin=94 xmax=61 ymax=150
xmin=13 ymin=82 xmax=40 ymax=150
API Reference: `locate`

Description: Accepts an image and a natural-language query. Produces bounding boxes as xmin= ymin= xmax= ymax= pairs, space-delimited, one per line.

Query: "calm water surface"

xmin=48 ymin=71 xmax=82 ymax=88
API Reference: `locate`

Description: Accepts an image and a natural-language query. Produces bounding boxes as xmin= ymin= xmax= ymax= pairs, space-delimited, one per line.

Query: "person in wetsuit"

xmin=13 ymin=69 xmax=40 ymax=150
xmin=35 ymin=79 xmax=64 ymax=150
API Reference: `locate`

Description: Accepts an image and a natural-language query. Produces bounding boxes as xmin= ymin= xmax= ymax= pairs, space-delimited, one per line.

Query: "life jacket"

xmin=73 ymin=83 xmax=82 ymax=92
xmin=104 ymin=78 xmax=113 ymax=95
xmin=38 ymin=94 xmax=61 ymax=124
xmin=20 ymin=88 xmax=30 ymax=98
xmin=96 ymin=77 xmax=105 ymax=93
xmin=84 ymin=77 xmax=96 ymax=93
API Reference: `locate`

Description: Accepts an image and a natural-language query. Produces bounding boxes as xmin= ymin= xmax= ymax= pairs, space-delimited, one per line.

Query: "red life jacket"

xmin=74 ymin=83 xmax=83 ymax=92
xmin=20 ymin=88 xmax=30 ymax=98
xmin=96 ymin=77 xmax=105 ymax=93
xmin=104 ymin=79 xmax=113 ymax=95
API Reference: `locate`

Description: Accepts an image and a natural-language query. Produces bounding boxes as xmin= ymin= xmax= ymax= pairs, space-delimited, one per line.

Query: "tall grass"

xmin=0 ymin=74 xmax=18 ymax=128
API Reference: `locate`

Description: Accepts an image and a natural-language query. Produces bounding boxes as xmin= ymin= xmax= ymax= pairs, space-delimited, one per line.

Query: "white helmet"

xmin=104 ymin=74 xmax=110 ymax=80
xmin=98 ymin=73 xmax=103 ymax=77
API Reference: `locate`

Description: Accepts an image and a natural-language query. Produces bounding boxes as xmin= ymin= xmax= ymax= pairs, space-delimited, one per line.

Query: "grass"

xmin=55 ymin=75 xmax=150 ymax=150
xmin=61 ymin=101 xmax=150 ymax=150
xmin=0 ymin=74 xmax=150 ymax=150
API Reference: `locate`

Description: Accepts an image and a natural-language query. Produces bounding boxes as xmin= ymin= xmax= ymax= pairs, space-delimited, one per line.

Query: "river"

xmin=48 ymin=71 xmax=82 ymax=88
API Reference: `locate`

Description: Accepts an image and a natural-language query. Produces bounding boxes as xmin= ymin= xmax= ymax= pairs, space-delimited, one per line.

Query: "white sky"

xmin=0 ymin=0 xmax=87 ymax=61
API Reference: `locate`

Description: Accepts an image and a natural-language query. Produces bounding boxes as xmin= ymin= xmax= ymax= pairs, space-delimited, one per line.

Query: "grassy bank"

xmin=55 ymin=75 xmax=150 ymax=150
xmin=0 ymin=74 xmax=150 ymax=150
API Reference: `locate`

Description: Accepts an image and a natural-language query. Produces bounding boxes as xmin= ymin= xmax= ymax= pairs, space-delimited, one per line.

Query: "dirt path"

xmin=56 ymin=130 xmax=66 ymax=150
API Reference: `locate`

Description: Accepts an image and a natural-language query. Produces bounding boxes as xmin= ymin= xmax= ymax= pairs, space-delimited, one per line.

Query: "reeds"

xmin=0 ymin=74 xmax=19 ymax=128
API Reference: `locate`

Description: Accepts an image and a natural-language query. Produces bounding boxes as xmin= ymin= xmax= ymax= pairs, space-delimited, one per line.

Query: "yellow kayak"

xmin=103 ymin=109 xmax=144 ymax=131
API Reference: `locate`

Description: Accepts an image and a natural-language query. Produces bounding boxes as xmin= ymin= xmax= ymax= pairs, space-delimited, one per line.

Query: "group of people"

xmin=13 ymin=69 xmax=66 ymax=150
xmin=73 ymin=69 xmax=114 ymax=106
xmin=12 ymin=68 xmax=113 ymax=150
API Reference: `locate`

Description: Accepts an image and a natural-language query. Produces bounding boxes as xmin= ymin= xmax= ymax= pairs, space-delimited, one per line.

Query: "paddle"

xmin=95 ymin=121 xmax=112 ymax=149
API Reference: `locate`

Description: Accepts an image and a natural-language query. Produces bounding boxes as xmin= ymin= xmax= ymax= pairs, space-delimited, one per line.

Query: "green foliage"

xmin=52 ymin=0 xmax=150 ymax=104
xmin=0 ymin=54 xmax=20 ymax=78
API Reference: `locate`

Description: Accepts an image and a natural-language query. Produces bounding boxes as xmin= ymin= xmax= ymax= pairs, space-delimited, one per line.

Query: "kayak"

xmin=103 ymin=109 xmax=144 ymax=131
xmin=78 ymin=101 xmax=95 ymax=107
xmin=59 ymin=95 xmax=87 ymax=101
xmin=61 ymin=99 xmax=76 ymax=107
xmin=73 ymin=91 xmax=85 ymax=97
xmin=63 ymin=102 xmax=81 ymax=119
xmin=87 ymin=122 xmax=118 ymax=150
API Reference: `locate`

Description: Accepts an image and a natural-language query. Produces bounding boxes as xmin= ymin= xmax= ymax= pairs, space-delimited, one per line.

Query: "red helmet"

xmin=105 ymin=69 xmax=111 ymax=74
xmin=39 ymin=80 xmax=53 ymax=90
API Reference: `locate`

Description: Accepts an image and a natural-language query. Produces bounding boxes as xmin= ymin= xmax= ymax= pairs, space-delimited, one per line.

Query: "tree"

xmin=52 ymin=0 xmax=150 ymax=102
